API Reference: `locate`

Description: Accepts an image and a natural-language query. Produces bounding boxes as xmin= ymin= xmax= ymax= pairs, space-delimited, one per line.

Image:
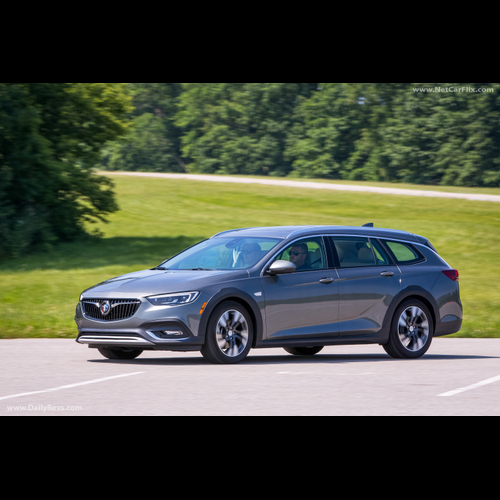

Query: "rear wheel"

xmin=201 ymin=301 xmax=254 ymax=364
xmin=383 ymin=299 xmax=433 ymax=359
xmin=97 ymin=347 xmax=143 ymax=360
xmin=284 ymin=346 xmax=324 ymax=356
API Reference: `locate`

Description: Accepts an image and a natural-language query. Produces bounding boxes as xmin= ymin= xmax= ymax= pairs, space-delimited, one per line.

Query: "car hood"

xmin=81 ymin=269 xmax=249 ymax=298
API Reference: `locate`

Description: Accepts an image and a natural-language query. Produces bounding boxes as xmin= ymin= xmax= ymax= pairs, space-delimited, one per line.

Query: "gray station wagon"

xmin=75 ymin=225 xmax=462 ymax=363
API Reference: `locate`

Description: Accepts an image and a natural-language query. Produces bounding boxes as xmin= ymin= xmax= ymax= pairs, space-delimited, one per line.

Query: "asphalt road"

xmin=1 ymin=338 xmax=499 ymax=415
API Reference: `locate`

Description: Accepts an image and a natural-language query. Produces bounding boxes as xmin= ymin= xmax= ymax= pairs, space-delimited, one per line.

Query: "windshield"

xmin=157 ymin=236 xmax=282 ymax=270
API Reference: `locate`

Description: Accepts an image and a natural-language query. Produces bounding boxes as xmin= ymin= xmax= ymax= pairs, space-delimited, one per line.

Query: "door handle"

xmin=380 ymin=271 xmax=394 ymax=277
xmin=319 ymin=277 xmax=335 ymax=284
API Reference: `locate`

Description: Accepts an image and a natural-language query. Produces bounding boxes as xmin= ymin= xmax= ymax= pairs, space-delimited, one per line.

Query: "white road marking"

xmin=438 ymin=374 xmax=500 ymax=397
xmin=0 ymin=372 xmax=145 ymax=402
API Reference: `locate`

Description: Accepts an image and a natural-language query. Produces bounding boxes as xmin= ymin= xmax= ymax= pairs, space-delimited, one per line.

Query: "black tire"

xmin=383 ymin=299 xmax=433 ymax=359
xmin=201 ymin=301 xmax=254 ymax=364
xmin=284 ymin=346 xmax=324 ymax=356
xmin=97 ymin=347 xmax=143 ymax=360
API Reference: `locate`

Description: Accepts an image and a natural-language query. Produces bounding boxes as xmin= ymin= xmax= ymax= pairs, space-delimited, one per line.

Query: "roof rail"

xmin=211 ymin=227 xmax=252 ymax=238
xmin=285 ymin=226 xmax=326 ymax=239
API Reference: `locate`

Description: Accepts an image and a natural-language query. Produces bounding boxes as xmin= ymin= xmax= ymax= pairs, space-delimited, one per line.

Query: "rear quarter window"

xmin=382 ymin=240 xmax=424 ymax=265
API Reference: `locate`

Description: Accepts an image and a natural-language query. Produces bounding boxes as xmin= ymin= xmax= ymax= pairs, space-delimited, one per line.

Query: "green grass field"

xmin=1 ymin=174 xmax=499 ymax=339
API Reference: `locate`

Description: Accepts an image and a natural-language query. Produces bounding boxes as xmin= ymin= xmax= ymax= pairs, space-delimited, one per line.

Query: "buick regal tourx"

xmin=75 ymin=225 xmax=462 ymax=363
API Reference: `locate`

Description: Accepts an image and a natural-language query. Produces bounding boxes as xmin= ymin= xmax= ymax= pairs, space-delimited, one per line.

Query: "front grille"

xmin=82 ymin=299 xmax=141 ymax=321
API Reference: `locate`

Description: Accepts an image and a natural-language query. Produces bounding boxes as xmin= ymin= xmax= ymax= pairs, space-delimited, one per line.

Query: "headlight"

xmin=146 ymin=291 xmax=200 ymax=306
xmin=80 ymin=294 xmax=83 ymax=301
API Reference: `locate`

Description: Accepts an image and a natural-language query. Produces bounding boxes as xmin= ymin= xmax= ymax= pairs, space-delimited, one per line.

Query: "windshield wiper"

xmin=189 ymin=268 xmax=211 ymax=271
xmin=151 ymin=266 xmax=168 ymax=270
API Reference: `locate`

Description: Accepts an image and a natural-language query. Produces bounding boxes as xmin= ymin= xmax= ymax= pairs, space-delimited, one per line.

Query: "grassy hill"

xmin=1 ymin=174 xmax=498 ymax=339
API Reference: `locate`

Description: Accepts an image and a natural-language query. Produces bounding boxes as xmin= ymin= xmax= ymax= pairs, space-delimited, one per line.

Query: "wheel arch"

xmin=391 ymin=286 xmax=439 ymax=334
xmin=399 ymin=294 xmax=437 ymax=332
xmin=199 ymin=288 xmax=263 ymax=348
xmin=377 ymin=287 xmax=439 ymax=346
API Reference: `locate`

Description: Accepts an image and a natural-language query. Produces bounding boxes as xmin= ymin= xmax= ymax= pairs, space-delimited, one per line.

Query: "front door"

xmin=261 ymin=237 xmax=339 ymax=341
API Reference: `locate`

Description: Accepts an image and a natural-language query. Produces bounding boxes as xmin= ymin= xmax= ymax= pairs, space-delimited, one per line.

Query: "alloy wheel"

xmin=215 ymin=309 xmax=250 ymax=358
xmin=397 ymin=306 xmax=430 ymax=352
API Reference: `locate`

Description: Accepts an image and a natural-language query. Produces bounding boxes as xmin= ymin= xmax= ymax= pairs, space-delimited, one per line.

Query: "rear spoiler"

xmin=413 ymin=234 xmax=438 ymax=253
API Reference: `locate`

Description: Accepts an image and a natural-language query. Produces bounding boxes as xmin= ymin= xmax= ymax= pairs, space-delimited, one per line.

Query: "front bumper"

xmin=75 ymin=298 xmax=206 ymax=351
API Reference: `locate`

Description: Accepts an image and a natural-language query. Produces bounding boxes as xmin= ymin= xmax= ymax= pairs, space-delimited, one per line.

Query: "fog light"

xmin=163 ymin=330 xmax=183 ymax=336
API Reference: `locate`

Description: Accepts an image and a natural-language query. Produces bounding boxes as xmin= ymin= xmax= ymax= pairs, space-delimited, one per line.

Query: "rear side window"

xmin=332 ymin=237 xmax=376 ymax=268
xmin=369 ymin=239 xmax=392 ymax=266
xmin=382 ymin=240 xmax=424 ymax=265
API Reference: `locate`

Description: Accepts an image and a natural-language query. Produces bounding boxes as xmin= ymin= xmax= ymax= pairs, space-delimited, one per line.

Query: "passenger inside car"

xmin=241 ymin=243 xmax=262 ymax=267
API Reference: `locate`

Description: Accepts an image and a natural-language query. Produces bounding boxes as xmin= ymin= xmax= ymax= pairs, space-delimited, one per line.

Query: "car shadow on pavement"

xmin=87 ymin=352 xmax=498 ymax=366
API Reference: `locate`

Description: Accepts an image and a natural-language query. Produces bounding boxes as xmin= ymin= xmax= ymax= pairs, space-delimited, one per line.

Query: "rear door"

xmin=329 ymin=236 xmax=401 ymax=336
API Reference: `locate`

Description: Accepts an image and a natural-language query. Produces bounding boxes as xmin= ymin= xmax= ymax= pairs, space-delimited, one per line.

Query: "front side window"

xmin=273 ymin=237 xmax=327 ymax=272
xmin=159 ymin=236 xmax=282 ymax=270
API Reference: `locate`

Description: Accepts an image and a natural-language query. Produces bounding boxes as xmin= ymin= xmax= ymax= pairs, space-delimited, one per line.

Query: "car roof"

xmin=211 ymin=225 xmax=423 ymax=243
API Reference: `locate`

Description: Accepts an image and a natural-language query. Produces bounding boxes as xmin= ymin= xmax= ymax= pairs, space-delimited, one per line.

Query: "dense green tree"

xmin=103 ymin=83 xmax=186 ymax=172
xmin=380 ymin=83 xmax=500 ymax=186
xmin=104 ymin=112 xmax=185 ymax=173
xmin=287 ymin=83 xmax=500 ymax=186
xmin=97 ymin=83 xmax=500 ymax=188
xmin=175 ymin=83 xmax=317 ymax=176
xmin=0 ymin=83 xmax=132 ymax=258
xmin=285 ymin=83 xmax=375 ymax=179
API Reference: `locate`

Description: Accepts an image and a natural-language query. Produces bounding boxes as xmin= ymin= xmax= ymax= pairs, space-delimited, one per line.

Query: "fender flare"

xmin=198 ymin=287 xmax=264 ymax=345
xmin=380 ymin=285 xmax=440 ymax=343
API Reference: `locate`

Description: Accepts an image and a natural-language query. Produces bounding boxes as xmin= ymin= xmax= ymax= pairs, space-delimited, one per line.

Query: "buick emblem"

xmin=100 ymin=300 xmax=111 ymax=316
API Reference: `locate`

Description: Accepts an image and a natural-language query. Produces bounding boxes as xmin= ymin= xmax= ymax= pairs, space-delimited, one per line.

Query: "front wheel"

xmin=383 ymin=299 xmax=433 ymax=359
xmin=201 ymin=301 xmax=254 ymax=364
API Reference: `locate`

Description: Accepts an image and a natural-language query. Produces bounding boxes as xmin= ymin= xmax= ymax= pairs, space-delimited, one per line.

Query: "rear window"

xmin=382 ymin=240 xmax=424 ymax=265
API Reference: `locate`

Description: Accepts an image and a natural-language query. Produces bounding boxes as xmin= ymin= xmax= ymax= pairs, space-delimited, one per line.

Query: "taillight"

xmin=442 ymin=269 xmax=459 ymax=281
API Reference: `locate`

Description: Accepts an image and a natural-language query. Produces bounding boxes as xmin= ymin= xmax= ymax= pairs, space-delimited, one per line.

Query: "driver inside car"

xmin=288 ymin=243 xmax=309 ymax=271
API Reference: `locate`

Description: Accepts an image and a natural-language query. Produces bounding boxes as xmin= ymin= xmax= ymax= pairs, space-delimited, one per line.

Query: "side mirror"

xmin=266 ymin=260 xmax=296 ymax=275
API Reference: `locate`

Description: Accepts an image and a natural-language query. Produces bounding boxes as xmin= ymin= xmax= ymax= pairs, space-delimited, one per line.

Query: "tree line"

xmin=104 ymin=83 xmax=500 ymax=187
xmin=2 ymin=83 xmax=499 ymax=258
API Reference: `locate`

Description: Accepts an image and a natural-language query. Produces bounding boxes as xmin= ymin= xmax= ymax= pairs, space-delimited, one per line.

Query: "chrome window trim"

xmin=259 ymin=233 xmax=431 ymax=276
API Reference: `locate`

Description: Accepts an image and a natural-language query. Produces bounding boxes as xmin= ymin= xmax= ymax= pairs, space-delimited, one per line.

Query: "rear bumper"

xmin=434 ymin=318 xmax=462 ymax=337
